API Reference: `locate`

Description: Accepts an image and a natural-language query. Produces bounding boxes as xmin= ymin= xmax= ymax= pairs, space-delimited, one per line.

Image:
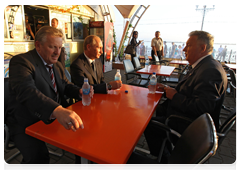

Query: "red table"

xmin=169 ymin=60 xmax=189 ymax=65
xmin=137 ymin=65 xmax=175 ymax=77
xmin=25 ymin=84 xmax=163 ymax=164
xmin=225 ymin=64 xmax=237 ymax=71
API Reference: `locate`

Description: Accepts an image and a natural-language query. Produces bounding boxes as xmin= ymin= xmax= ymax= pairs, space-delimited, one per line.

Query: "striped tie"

xmin=46 ymin=65 xmax=57 ymax=94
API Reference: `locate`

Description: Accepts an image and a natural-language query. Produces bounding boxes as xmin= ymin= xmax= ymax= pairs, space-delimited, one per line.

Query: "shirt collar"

xmin=36 ymin=50 xmax=53 ymax=67
xmin=192 ymin=54 xmax=209 ymax=68
xmin=84 ymin=52 xmax=94 ymax=64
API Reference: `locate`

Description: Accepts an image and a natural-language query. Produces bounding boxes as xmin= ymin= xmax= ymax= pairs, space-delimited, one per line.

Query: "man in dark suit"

xmin=6 ymin=26 xmax=91 ymax=163
xmin=70 ymin=35 xmax=122 ymax=94
xmin=144 ymin=30 xmax=228 ymax=159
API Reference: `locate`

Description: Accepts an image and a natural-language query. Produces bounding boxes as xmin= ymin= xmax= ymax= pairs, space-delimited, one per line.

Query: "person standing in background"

xmin=164 ymin=41 xmax=168 ymax=58
xmin=151 ymin=31 xmax=164 ymax=61
xmin=130 ymin=31 xmax=142 ymax=68
xmin=140 ymin=42 xmax=146 ymax=56
xmin=222 ymin=46 xmax=227 ymax=62
xmin=217 ymin=45 xmax=223 ymax=61
xmin=51 ymin=18 xmax=66 ymax=44
xmin=170 ymin=42 xmax=175 ymax=58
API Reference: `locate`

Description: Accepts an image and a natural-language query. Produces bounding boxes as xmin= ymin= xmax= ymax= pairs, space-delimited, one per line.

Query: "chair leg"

xmin=5 ymin=150 xmax=21 ymax=163
xmin=157 ymin=138 xmax=167 ymax=163
xmin=49 ymin=149 xmax=65 ymax=157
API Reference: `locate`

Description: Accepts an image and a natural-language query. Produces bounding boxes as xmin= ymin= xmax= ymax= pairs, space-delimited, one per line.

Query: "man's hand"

xmin=52 ymin=106 xmax=84 ymax=132
xmin=109 ymin=80 xmax=122 ymax=90
xmin=164 ymin=86 xmax=177 ymax=100
xmin=79 ymin=86 xmax=94 ymax=98
xmin=156 ymin=83 xmax=167 ymax=91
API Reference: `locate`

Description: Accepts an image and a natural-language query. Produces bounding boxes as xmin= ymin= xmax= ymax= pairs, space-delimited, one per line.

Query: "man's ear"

xmin=35 ymin=41 xmax=40 ymax=51
xmin=201 ymin=44 xmax=207 ymax=53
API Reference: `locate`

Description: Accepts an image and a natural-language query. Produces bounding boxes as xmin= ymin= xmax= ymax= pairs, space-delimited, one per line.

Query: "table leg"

xmin=81 ymin=157 xmax=90 ymax=170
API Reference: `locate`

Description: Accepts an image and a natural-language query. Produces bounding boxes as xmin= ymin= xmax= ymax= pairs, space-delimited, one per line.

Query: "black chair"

xmin=4 ymin=77 xmax=21 ymax=163
xmin=123 ymin=59 xmax=149 ymax=87
xmin=163 ymin=64 xmax=191 ymax=85
xmin=218 ymin=107 xmax=236 ymax=146
xmin=133 ymin=57 xmax=151 ymax=80
xmin=150 ymin=55 xmax=169 ymax=66
xmin=228 ymin=69 xmax=236 ymax=98
xmin=127 ymin=113 xmax=218 ymax=164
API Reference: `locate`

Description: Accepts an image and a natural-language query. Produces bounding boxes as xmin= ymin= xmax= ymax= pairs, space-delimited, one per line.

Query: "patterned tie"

xmin=46 ymin=65 xmax=57 ymax=94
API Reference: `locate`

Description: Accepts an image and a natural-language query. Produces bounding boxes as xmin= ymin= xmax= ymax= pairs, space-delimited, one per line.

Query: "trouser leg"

xmin=12 ymin=132 xmax=50 ymax=164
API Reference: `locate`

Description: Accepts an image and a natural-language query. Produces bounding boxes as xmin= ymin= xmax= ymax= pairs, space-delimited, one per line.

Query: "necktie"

xmin=46 ymin=65 xmax=57 ymax=94
xmin=91 ymin=61 xmax=97 ymax=81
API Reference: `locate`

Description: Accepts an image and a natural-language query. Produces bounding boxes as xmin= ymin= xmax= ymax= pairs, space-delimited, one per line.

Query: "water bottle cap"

xmin=84 ymin=78 xmax=88 ymax=82
xmin=153 ymin=72 xmax=156 ymax=75
xmin=125 ymin=90 xmax=128 ymax=93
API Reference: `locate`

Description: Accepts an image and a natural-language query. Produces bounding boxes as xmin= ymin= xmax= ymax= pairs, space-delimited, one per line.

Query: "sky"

xmin=111 ymin=0 xmax=238 ymax=50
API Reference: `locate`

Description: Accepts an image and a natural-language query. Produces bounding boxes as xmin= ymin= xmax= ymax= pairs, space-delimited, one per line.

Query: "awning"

xmin=114 ymin=5 xmax=140 ymax=19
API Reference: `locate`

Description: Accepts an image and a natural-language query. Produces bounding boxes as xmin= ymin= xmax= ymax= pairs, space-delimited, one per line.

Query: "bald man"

xmin=70 ymin=35 xmax=122 ymax=94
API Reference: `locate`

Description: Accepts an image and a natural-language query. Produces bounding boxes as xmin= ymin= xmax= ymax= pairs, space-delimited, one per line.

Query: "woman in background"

xmin=130 ymin=31 xmax=142 ymax=68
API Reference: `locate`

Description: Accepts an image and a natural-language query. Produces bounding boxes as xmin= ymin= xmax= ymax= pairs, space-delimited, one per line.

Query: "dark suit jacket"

xmin=7 ymin=49 xmax=81 ymax=132
xmin=166 ymin=55 xmax=228 ymax=130
xmin=70 ymin=53 xmax=107 ymax=94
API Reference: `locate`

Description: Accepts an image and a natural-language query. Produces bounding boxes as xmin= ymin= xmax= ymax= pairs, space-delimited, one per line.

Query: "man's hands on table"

xmin=156 ymin=83 xmax=177 ymax=100
xmin=52 ymin=86 xmax=94 ymax=132
xmin=109 ymin=80 xmax=122 ymax=90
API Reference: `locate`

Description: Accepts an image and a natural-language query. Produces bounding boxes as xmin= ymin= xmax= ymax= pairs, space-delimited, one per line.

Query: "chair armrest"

xmin=151 ymin=120 xmax=181 ymax=138
xmin=230 ymin=82 xmax=236 ymax=89
xmin=165 ymin=115 xmax=193 ymax=126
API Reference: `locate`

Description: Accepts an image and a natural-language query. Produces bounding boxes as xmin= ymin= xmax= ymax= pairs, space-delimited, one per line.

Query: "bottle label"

xmin=115 ymin=76 xmax=121 ymax=81
xmin=150 ymin=79 xmax=157 ymax=85
xmin=82 ymin=88 xmax=90 ymax=95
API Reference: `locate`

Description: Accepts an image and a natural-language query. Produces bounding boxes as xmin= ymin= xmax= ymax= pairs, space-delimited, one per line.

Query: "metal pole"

xmin=201 ymin=5 xmax=206 ymax=30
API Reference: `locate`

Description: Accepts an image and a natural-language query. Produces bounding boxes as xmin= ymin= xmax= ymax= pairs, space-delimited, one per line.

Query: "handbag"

xmin=124 ymin=44 xmax=135 ymax=55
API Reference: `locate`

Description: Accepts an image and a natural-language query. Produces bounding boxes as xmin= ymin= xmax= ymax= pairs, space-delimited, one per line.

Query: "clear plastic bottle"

xmin=114 ymin=69 xmax=121 ymax=90
xmin=149 ymin=72 xmax=157 ymax=94
xmin=145 ymin=58 xmax=149 ymax=70
xmin=82 ymin=78 xmax=91 ymax=106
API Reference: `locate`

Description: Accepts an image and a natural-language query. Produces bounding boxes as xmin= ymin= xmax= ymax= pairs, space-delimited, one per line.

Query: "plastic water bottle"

xmin=114 ymin=69 xmax=121 ymax=90
xmin=145 ymin=58 xmax=149 ymax=70
xmin=82 ymin=78 xmax=91 ymax=106
xmin=114 ymin=69 xmax=121 ymax=81
xmin=149 ymin=72 xmax=157 ymax=94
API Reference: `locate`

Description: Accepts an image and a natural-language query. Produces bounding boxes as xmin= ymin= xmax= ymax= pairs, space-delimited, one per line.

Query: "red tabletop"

xmin=169 ymin=60 xmax=189 ymax=65
xmin=25 ymin=84 xmax=163 ymax=164
xmin=137 ymin=65 xmax=175 ymax=77
xmin=225 ymin=64 xmax=237 ymax=70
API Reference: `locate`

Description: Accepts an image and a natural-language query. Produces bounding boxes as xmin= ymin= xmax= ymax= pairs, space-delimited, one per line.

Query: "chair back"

xmin=123 ymin=59 xmax=135 ymax=80
xmin=228 ymin=69 xmax=236 ymax=87
xmin=218 ymin=108 xmax=236 ymax=145
xmin=154 ymin=55 xmax=159 ymax=62
xmin=144 ymin=55 xmax=149 ymax=60
xmin=133 ymin=57 xmax=141 ymax=70
xmin=4 ymin=78 xmax=10 ymax=121
xmin=168 ymin=113 xmax=218 ymax=164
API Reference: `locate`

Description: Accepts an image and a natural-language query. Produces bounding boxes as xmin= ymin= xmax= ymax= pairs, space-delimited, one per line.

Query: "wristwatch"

xmin=107 ymin=83 xmax=112 ymax=90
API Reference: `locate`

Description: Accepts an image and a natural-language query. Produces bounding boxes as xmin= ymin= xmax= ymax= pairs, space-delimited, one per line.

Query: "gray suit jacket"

xmin=70 ymin=53 xmax=107 ymax=94
xmin=7 ymin=49 xmax=81 ymax=130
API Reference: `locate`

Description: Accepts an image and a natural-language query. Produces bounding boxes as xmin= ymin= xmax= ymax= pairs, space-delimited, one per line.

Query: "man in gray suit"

xmin=6 ymin=26 xmax=91 ymax=163
xmin=144 ymin=30 xmax=228 ymax=160
xmin=71 ymin=35 xmax=122 ymax=94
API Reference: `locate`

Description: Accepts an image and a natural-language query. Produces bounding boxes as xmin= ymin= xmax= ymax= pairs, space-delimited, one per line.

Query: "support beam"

xmin=117 ymin=20 xmax=129 ymax=55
